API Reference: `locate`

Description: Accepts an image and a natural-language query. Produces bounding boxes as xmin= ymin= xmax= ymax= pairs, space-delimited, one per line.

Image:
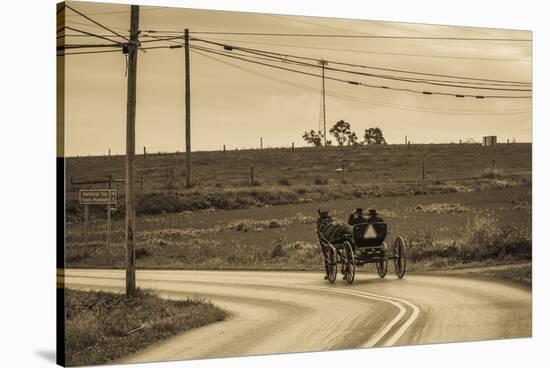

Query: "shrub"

xmin=135 ymin=247 xmax=152 ymax=259
xmin=278 ymin=178 xmax=292 ymax=186
xmin=314 ymin=178 xmax=328 ymax=185
xmin=270 ymin=242 xmax=286 ymax=258
xmin=481 ymin=167 xmax=504 ymax=179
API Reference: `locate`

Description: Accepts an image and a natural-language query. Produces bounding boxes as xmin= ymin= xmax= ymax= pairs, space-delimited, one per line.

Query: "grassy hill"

xmin=65 ymin=143 xmax=531 ymax=220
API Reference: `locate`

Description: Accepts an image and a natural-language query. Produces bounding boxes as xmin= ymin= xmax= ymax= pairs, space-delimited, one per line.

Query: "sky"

xmin=58 ymin=1 xmax=532 ymax=156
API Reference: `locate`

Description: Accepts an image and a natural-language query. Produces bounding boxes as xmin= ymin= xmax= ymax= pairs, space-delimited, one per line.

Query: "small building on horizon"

xmin=482 ymin=136 xmax=497 ymax=146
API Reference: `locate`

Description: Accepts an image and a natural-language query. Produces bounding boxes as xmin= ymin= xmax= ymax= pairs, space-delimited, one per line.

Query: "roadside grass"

xmin=406 ymin=212 xmax=531 ymax=264
xmin=64 ymin=289 xmax=226 ymax=367
xmin=410 ymin=262 xmax=532 ymax=287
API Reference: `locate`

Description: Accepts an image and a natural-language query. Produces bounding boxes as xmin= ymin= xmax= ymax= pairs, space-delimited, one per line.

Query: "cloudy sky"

xmin=58 ymin=1 xmax=532 ymax=156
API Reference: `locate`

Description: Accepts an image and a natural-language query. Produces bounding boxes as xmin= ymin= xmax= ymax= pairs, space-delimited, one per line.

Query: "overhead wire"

xmin=65 ymin=4 xmax=129 ymax=42
xmin=191 ymin=48 xmax=530 ymax=115
xmin=190 ymin=37 xmax=531 ymax=84
xmin=189 ymin=43 xmax=528 ymax=89
xmin=189 ymin=45 xmax=531 ymax=99
xmin=190 ymin=43 xmax=530 ymax=91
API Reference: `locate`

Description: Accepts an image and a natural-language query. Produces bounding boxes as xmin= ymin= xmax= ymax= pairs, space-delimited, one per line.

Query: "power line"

xmin=172 ymin=30 xmax=533 ymax=41
xmin=57 ymin=44 xmax=180 ymax=57
xmin=183 ymin=35 xmax=530 ymax=63
xmin=58 ymin=6 xmax=167 ymax=18
xmin=189 ymin=45 xmax=531 ymax=99
xmin=56 ymin=49 xmax=122 ymax=56
xmin=65 ymin=4 xmax=129 ymax=42
xmin=190 ymin=44 xmax=530 ymax=90
xmin=58 ymin=44 xmax=123 ymax=51
xmin=63 ymin=26 xmax=123 ymax=45
xmin=191 ymin=49 xmax=531 ymax=115
xmin=190 ymin=38 xmax=531 ymax=85
xmin=190 ymin=41 xmax=532 ymax=91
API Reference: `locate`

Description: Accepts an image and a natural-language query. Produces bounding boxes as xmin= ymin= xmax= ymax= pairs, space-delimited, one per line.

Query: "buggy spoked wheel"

xmin=343 ymin=241 xmax=356 ymax=284
xmin=325 ymin=246 xmax=337 ymax=283
xmin=376 ymin=242 xmax=388 ymax=278
xmin=393 ymin=237 xmax=407 ymax=279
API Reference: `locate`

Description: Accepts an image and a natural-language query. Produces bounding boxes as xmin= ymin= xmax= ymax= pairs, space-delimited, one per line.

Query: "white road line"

xmin=345 ymin=289 xmax=420 ymax=347
xmin=300 ymin=286 xmax=420 ymax=347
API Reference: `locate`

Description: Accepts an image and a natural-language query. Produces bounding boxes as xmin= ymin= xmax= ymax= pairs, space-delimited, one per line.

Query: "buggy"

xmin=316 ymin=210 xmax=406 ymax=284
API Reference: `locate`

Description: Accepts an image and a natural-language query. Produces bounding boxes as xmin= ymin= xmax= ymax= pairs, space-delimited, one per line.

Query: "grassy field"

xmin=65 ymin=143 xmax=532 ymax=279
xmin=64 ymin=289 xmax=226 ymax=366
xmin=65 ymin=143 xmax=531 ymax=219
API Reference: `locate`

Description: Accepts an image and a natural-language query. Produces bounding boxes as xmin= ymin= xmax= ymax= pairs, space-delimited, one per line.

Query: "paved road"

xmin=63 ymin=269 xmax=531 ymax=364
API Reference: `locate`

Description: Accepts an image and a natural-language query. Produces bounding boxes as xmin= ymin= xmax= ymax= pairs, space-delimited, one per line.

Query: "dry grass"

xmin=64 ymin=289 xmax=226 ymax=366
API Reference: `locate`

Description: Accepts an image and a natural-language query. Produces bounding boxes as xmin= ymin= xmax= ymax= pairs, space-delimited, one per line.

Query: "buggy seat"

xmin=352 ymin=222 xmax=387 ymax=248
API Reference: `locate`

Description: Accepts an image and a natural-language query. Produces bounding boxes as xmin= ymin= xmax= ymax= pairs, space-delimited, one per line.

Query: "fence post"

xmin=492 ymin=159 xmax=496 ymax=169
xmin=292 ymin=142 xmax=295 ymax=152
xmin=408 ymin=141 xmax=411 ymax=150
xmin=422 ymin=160 xmax=425 ymax=180
xmin=223 ymin=144 xmax=226 ymax=153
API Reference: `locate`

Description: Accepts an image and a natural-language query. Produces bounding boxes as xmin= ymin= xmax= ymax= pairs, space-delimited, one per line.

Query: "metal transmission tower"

xmin=319 ymin=59 xmax=328 ymax=146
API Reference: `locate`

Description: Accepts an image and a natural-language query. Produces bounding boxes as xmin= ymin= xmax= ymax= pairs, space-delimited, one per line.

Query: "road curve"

xmin=62 ymin=269 xmax=531 ymax=364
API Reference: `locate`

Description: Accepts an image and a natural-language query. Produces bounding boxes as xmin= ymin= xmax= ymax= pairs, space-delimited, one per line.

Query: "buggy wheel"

xmin=343 ymin=241 xmax=356 ymax=284
xmin=376 ymin=242 xmax=388 ymax=278
xmin=325 ymin=246 xmax=337 ymax=283
xmin=393 ymin=237 xmax=407 ymax=279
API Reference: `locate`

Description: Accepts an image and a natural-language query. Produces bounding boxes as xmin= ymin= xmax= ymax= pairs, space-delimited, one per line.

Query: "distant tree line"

xmin=302 ymin=120 xmax=386 ymax=147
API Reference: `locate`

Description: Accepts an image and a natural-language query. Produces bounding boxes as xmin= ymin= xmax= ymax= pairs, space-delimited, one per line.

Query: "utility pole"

xmin=107 ymin=175 xmax=112 ymax=248
xmin=124 ymin=5 xmax=139 ymax=296
xmin=184 ymin=28 xmax=191 ymax=187
xmin=319 ymin=59 xmax=328 ymax=147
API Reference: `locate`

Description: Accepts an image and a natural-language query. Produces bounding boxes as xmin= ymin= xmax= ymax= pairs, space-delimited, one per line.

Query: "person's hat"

xmin=367 ymin=209 xmax=378 ymax=216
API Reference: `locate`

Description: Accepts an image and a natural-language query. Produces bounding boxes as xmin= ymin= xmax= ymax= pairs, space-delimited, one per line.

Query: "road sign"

xmin=79 ymin=189 xmax=117 ymax=205
xmin=363 ymin=224 xmax=378 ymax=239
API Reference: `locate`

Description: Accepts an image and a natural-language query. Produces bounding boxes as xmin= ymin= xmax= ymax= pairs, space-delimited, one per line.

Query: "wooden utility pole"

xmin=184 ymin=28 xmax=192 ymax=187
xmin=124 ymin=5 xmax=139 ymax=296
xmin=107 ymin=176 xmax=112 ymax=248
xmin=320 ymin=59 xmax=328 ymax=147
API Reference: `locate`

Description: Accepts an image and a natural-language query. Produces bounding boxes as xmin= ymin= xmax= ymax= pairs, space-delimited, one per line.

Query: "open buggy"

xmin=316 ymin=209 xmax=406 ymax=284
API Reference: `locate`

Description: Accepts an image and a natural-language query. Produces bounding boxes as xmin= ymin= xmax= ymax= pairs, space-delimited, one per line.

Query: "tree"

xmin=302 ymin=130 xmax=323 ymax=146
xmin=329 ymin=120 xmax=356 ymax=146
xmin=363 ymin=127 xmax=387 ymax=145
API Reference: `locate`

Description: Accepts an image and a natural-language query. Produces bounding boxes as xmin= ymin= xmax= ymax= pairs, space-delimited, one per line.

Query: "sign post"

xmin=79 ymin=189 xmax=117 ymax=249
xmin=84 ymin=204 xmax=89 ymax=250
